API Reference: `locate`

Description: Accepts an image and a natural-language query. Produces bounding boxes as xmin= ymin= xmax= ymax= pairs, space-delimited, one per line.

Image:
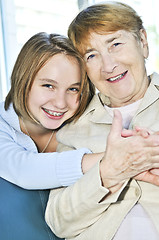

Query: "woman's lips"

xmin=107 ymin=70 xmax=128 ymax=82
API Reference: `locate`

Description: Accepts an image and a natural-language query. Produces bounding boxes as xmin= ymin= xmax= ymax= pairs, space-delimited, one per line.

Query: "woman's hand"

xmin=122 ymin=125 xmax=159 ymax=181
xmin=100 ymin=110 xmax=159 ymax=192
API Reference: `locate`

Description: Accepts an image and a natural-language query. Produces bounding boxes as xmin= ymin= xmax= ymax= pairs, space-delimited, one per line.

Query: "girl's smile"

xmin=27 ymin=53 xmax=81 ymax=131
xmin=42 ymin=108 xmax=66 ymax=120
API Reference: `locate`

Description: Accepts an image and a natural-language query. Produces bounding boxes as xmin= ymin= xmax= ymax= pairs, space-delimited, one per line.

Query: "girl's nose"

xmin=52 ymin=91 xmax=67 ymax=110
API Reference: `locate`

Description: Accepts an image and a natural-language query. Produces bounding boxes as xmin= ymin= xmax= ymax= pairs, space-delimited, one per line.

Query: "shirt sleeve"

xmin=0 ymin=123 xmax=91 ymax=189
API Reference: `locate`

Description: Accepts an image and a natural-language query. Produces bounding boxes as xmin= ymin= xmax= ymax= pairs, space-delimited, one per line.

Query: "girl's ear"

xmin=139 ymin=29 xmax=149 ymax=59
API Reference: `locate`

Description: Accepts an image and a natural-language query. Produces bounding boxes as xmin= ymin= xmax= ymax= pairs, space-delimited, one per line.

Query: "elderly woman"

xmin=46 ymin=2 xmax=159 ymax=240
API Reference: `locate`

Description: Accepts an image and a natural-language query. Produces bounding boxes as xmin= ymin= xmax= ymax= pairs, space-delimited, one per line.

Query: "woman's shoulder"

xmin=150 ymin=72 xmax=159 ymax=85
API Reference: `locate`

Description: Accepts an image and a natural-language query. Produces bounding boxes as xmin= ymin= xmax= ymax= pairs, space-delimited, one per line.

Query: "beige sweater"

xmin=46 ymin=72 xmax=159 ymax=240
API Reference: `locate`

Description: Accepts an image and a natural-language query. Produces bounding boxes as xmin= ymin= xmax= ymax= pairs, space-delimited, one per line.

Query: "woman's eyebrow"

xmin=84 ymin=48 xmax=96 ymax=55
xmin=105 ymin=33 xmax=121 ymax=43
xmin=106 ymin=37 xmax=117 ymax=43
xmin=84 ymin=35 xmax=121 ymax=55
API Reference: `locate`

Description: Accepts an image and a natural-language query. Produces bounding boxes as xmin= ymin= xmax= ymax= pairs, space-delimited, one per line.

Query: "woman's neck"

xmin=109 ymin=75 xmax=149 ymax=108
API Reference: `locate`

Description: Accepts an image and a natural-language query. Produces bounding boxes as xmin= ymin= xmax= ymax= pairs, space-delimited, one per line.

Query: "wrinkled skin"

xmin=100 ymin=110 xmax=159 ymax=193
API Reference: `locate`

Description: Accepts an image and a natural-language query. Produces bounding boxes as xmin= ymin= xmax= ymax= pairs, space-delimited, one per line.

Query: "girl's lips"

xmin=42 ymin=108 xmax=65 ymax=119
xmin=107 ymin=70 xmax=128 ymax=83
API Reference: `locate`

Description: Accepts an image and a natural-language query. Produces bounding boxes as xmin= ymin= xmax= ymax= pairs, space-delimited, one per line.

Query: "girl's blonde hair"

xmin=5 ymin=32 xmax=95 ymax=122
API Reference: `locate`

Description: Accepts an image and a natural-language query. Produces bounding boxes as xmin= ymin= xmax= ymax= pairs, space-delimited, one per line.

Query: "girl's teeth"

xmin=45 ymin=109 xmax=63 ymax=116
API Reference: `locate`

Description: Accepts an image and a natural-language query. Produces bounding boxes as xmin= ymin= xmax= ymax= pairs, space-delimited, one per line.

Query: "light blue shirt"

xmin=0 ymin=102 xmax=90 ymax=189
xmin=0 ymin=102 xmax=91 ymax=240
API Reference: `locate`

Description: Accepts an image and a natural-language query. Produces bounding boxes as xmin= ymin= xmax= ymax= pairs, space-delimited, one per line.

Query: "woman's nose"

xmin=101 ymin=53 xmax=117 ymax=73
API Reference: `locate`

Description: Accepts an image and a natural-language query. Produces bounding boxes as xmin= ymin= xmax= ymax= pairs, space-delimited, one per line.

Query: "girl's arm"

xmin=0 ymin=124 xmax=92 ymax=189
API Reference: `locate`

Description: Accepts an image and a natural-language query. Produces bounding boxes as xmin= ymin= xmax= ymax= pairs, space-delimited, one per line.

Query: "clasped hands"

xmin=100 ymin=110 xmax=159 ymax=192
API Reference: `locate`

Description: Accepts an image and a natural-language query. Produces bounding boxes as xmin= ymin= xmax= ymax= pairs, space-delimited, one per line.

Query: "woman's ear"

xmin=139 ymin=29 xmax=149 ymax=59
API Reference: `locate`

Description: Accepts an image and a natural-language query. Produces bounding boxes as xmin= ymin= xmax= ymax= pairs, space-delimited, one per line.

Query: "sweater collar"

xmin=80 ymin=72 xmax=159 ymax=124
xmin=80 ymin=93 xmax=112 ymax=124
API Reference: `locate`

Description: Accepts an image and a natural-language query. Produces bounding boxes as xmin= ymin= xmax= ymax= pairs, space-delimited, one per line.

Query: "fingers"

xmin=135 ymin=170 xmax=159 ymax=186
xmin=102 ymin=113 xmax=159 ymax=189
xmin=150 ymin=168 xmax=159 ymax=176
xmin=142 ymin=134 xmax=159 ymax=147
xmin=122 ymin=126 xmax=155 ymax=139
xmin=146 ymin=172 xmax=159 ymax=186
xmin=128 ymin=144 xmax=159 ymax=169
xmin=153 ymin=131 xmax=159 ymax=135
xmin=109 ymin=110 xmax=122 ymax=139
xmin=121 ymin=129 xmax=135 ymax=137
xmin=122 ymin=126 xmax=151 ymax=138
xmin=134 ymin=126 xmax=150 ymax=138
xmin=101 ymin=139 xmax=159 ymax=188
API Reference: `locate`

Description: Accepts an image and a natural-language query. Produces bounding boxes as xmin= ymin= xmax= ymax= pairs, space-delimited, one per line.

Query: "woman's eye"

xmin=87 ymin=54 xmax=95 ymax=60
xmin=113 ymin=42 xmax=121 ymax=47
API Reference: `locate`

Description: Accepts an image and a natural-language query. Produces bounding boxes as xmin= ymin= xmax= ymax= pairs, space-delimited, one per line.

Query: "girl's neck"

xmin=19 ymin=117 xmax=58 ymax=153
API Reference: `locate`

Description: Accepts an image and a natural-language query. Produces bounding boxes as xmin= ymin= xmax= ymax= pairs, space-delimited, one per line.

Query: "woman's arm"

xmin=45 ymin=110 xmax=159 ymax=239
xmin=45 ymin=161 xmax=127 ymax=238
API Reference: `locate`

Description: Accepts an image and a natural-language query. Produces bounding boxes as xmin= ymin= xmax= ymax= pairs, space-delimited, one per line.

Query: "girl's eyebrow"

xmin=39 ymin=78 xmax=81 ymax=86
xmin=70 ymin=82 xmax=81 ymax=87
xmin=39 ymin=78 xmax=57 ymax=84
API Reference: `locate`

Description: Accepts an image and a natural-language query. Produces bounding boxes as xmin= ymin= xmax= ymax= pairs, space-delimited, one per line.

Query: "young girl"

xmin=0 ymin=32 xmax=102 ymax=240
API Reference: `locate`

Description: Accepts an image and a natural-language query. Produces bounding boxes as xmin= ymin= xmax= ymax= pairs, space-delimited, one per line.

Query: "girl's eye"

xmin=43 ymin=84 xmax=54 ymax=89
xmin=69 ymin=87 xmax=79 ymax=93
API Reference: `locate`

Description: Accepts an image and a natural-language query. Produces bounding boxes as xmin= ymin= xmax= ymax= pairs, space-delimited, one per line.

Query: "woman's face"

xmin=28 ymin=54 xmax=81 ymax=130
xmin=84 ymin=29 xmax=149 ymax=107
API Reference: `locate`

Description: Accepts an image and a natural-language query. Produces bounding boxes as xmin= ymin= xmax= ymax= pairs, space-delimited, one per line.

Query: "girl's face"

xmin=84 ymin=29 xmax=149 ymax=107
xmin=28 ymin=53 xmax=81 ymax=130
